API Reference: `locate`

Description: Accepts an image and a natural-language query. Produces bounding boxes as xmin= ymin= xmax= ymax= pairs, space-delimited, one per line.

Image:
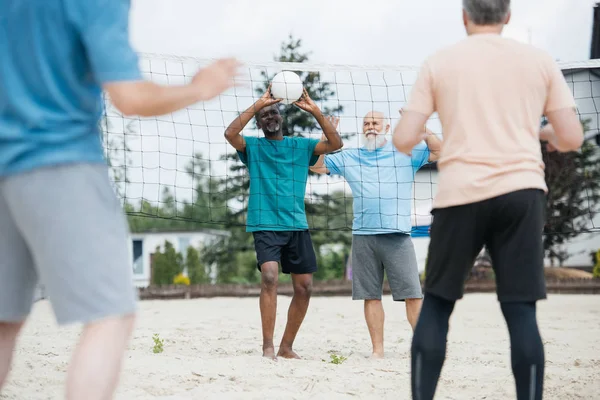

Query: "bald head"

xmin=362 ymin=111 xmax=389 ymax=150
xmin=363 ymin=111 xmax=389 ymax=135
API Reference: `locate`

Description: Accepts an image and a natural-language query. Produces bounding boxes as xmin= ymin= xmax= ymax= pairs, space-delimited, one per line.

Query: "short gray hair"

xmin=463 ymin=0 xmax=510 ymax=25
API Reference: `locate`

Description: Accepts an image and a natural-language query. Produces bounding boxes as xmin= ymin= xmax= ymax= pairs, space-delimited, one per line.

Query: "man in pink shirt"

xmin=392 ymin=1 xmax=583 ymax=399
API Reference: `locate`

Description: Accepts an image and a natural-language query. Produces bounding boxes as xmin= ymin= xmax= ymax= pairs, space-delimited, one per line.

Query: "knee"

xmin=261 ymin=271 xmax=278 ymax=290
xmin=293 ymin=280 xmax=313 ymax=298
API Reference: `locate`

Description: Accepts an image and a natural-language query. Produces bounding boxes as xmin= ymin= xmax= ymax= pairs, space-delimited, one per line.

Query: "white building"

xmin=130 ymin=228 xmax=230 ymax=287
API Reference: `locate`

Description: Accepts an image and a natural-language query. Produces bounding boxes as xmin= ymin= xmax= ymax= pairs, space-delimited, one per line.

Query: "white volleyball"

xmin=270 ymin=71 xmax=303 ymax=105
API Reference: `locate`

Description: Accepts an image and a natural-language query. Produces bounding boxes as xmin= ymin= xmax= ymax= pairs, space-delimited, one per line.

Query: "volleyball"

xmin=270 ymin=71 xmax=303 ymax=105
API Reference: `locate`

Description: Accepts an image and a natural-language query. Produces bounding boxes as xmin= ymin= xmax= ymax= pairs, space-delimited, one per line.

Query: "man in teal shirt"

xmin=225 ymin=86 xmax=342 ymax=360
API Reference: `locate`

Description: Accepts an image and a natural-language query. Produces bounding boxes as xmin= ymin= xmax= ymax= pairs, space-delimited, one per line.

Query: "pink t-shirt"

xmin=405 ymin=33 xmax=577 ymax=209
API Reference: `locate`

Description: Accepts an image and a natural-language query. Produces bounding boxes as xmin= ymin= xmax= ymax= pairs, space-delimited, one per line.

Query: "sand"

xmin=1 ymin=293 xmax=599 ymax=400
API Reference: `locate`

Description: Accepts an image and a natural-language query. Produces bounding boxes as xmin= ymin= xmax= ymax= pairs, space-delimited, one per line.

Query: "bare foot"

xmin=263 ymin=346 xmax=277 ymax=360
xmin=277 ymin=346 xmax=301 ymax=359
xmin=370 ymin=352 xmax=384 ymax=359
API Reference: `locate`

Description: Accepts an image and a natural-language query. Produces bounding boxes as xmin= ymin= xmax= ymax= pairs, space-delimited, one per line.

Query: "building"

xmin=130 ymin=228 xmax=230 ymax=287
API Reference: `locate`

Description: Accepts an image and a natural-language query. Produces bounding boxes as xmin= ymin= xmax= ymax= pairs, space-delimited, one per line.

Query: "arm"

xmin=423 ymin=127 xmax=442 ymax=162
xmin=67 ymin=0 xmax=241 ymax=118
xmin=393 ymin=61 xmax=435 ymax=155
xmin=541 ymin=108 xmax=584 ymax=152
xmin=398 ymin=108 xmax=441 ymax=161
xmin=392 ymin=110 xmax=431 ymax=155
xmin=541 ymin=59 xmax=583 ymax=152
xmin=294 ymin=89 xmax=343 ymax=155
xmin=223 ymin=87 xmax=281 ymax=152
xmin=105 ymin=59 xmax=242 ymax=117
xmin=309 ymin=116 xmax=339 ymax=174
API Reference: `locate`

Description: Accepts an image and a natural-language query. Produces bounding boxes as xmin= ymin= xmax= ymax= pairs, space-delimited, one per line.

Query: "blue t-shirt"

xmin=324 ymin=140 xmax=430 ymax=235
xmin=237 ymin=136 xmax=320 ymax=232
xmin=0 ymin=0 xmax=141 ymax=176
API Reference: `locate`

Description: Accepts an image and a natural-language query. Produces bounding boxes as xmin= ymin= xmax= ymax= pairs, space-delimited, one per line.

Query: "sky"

xmin=112 ymin=0 xmax=600 ymax=223
xmin=129 ymin=0 xmax=597 ymax=66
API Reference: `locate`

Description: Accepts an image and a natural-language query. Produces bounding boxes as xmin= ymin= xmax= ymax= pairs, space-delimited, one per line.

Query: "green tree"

xmin=151 ymin=241 xmax=184 ymax=285
xmin=255 ymin=34 xmax=343 ymax=138
xmin=542 ymin=120 xmax=600 ymax=266
xmin=186 ymin=246 xmax=208 ymax=284
xmin=593 ymin=249 xmax=600 ymax=278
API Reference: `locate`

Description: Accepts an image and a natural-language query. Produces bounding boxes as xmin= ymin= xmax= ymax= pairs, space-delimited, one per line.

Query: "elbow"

xmin=392 ymin=133 xmax=411 ymax=155
xmin=113 ymin=100 xmax=139 ymax=117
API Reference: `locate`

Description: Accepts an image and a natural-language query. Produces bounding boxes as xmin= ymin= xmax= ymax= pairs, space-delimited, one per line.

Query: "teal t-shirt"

xmin=237 ymin=136 xmax=320 ymax=232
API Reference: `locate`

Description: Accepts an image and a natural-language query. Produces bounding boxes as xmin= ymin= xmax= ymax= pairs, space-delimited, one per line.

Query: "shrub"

xmin=173 ymin=273 xmax=190 ymax=286
xmin=593 ymin=249 xmax=600 ymax=279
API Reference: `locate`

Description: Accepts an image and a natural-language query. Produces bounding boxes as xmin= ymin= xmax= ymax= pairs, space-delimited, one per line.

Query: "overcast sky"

xmin=129 ymin=0 xmax=597 ymax=66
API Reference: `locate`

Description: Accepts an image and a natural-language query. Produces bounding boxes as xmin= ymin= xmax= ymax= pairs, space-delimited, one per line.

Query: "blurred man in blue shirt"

xmin=311 ymin=110 xmax=441 ymax=358
xmin=0 ymin=1 xmax=240 ymax=398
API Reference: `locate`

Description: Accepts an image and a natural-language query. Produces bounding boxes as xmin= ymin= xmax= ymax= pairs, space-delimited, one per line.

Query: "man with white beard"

xmin=311 ymin=110 xmax=441 ymax=358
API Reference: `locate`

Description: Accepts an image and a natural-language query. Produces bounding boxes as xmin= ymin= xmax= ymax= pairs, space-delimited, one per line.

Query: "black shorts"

xmin=252 ymin=230 xmax=318 ymax=274
xmin=425 ymin=189 xmax=547 ymax=303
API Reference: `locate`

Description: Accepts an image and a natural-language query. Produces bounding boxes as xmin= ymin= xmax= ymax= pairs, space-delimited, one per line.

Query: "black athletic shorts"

xmin=252 ymin=230 xmax=318 ymax=274
xmin=425 ymin=189 xmax=547 ymax=303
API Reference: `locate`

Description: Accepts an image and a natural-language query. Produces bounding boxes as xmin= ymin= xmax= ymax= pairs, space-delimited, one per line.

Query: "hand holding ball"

xmin=270 ymin=71 xmax=303 ymax=105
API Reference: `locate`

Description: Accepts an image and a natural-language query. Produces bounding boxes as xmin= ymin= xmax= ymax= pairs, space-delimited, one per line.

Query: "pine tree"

xmin=543 ymin=120 xmax=600 ymax=266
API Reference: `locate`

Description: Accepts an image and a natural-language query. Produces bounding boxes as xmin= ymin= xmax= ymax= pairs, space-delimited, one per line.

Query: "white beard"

xmin=361 ymin=131 xmax=387 ymax=151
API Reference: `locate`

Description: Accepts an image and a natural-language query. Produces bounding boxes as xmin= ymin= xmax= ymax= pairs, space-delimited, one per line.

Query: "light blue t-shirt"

xmin=324 ymin=140 xmax=430 ymax=235
xmin=238 ymin=136 xmax=320 ymax=232
xmin=0 ymin=0 xmax=142 ymax=177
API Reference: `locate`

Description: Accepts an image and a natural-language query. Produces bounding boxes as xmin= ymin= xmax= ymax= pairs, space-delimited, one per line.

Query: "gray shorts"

xmin=351 ymin=233 xmax=423 ymax=301
xmin=0 ymin=163 xmax=137 ymax=325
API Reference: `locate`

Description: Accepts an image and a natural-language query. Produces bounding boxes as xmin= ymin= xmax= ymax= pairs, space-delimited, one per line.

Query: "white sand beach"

xmin=2 ymin=293 xmax=599 ymax=400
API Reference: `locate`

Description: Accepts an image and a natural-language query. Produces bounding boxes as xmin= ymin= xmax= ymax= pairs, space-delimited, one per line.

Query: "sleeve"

xmin=236 ymin=136 xmax=256 ymax=165
xmin=66 ymin=0 xmax=142 ymax=84
xmin=411 ymin=141 xmax=430 ymax=170
xmin=324 ymin=151 xmax=345 ymax=176
xmin=307 ymin=138 xmax=320 ymax=166
xmin=404 ymin=59 xmax=436 ymax=116
xmin=544 ymin=58 xmax=577 ymax=114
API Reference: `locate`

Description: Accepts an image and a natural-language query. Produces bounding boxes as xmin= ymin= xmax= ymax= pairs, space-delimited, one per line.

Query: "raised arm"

xmin=224 ymin=87 xmax=281 ymax=152
xmin=541 ymin=108 xmax=584 ymax=152
xmin=310 ymin=116 xmax=340 ymax=174
xmin=392 ymin=110 xmax=431 ymax=155
xmin=105 ymin=58 xmax=242 ymax=117
xmin=398 ymin=108 xmax=441 ymax=161
xmin=294 ymin=89 xmax=343 ymax=155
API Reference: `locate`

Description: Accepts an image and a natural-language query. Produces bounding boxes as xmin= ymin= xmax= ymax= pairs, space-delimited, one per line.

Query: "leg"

xmin=350 ymin=235 xmax=386 ymax=357
xmin=0 ymin=186 xmax=37 ymax=391
xmin=500 ymin=302 xmax=544 ymax=400
xmin=277 ymin=230 xmax=318 ymax=359
xmin=278 ymin=273 xmax=313 ymax=359
xmin=411 ymin=294 xmax=455 ymax=400
xmin=259 ymin=262 xmax=279 ymax=359
xmin=364 ymin=299 xmax=385 ymax=358
xmin=3 ymin=164 xmax=138 ymax=400
xmin=0 ymin=322 xmax=25 ymax=390
xmin=486 ymin=189 xmax=547 ymax=400
xmin=405 ymin=298 xmax=423 ymax=331
xmin=411 ymin=204 xmax=487 ymax=399
xmin=378 ymin=234 xmax=424 ymax=332
xmin=252 ymin=231 xmax=286 ymax=359
xmin=67 ymin=315 xmax=135 ymax=400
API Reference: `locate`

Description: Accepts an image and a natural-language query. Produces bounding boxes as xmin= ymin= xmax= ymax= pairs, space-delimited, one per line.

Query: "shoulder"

xmin=288 ymin=136 xmax=319 ymax=147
